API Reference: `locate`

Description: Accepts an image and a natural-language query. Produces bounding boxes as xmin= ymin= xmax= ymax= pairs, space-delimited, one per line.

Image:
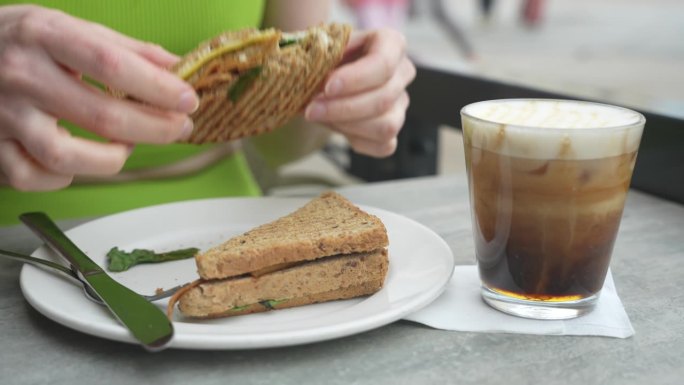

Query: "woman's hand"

xmin=304 ymin=28 xmax=415 ymax=157
xmin=0 ymin=5 xmax=198 ymax=191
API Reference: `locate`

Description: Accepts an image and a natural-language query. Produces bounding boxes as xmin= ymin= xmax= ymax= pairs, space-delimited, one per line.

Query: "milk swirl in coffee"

xmin=462 ymin=100 xmax=644 ymax=304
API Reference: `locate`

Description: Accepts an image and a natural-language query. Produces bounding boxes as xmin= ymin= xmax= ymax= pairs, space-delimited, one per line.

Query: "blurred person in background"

xmin=479 ymin=0 xmax=545 ymax=27
xmin=344 ymin=0 xmax=410 ymax=31
xmin=0 ymin=0 xmax=416 ymax=224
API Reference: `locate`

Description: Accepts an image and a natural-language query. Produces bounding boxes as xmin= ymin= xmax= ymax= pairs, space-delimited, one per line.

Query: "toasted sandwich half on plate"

xmin=168 ymin=192 xmax=389 ymax=319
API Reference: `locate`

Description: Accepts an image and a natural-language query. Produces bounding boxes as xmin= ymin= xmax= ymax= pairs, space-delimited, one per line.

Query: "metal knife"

xmin=20 ymin=212 xmax=174 ymax=351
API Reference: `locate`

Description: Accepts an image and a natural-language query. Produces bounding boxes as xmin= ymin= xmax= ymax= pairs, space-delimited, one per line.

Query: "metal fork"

xmin=0 ymin=248 xmax=186 ymax=305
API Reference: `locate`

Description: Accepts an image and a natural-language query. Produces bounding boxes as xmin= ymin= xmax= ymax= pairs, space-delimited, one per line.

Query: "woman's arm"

xmin=262 ymin=0 xmax=331 ymax=31
xmin=245 ymin=0 xmax=334 ymax=170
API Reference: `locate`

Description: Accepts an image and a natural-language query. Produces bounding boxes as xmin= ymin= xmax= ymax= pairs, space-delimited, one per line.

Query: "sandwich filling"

xmin=177 ymin=27 xmax=333 ymax=105
xmin=172 ymin=249 xmax=389 ymax=319
xmin=176 ymin=30 xmax=316 ymax=103
xmin=174 ymin=30 xmax=279 ymax=80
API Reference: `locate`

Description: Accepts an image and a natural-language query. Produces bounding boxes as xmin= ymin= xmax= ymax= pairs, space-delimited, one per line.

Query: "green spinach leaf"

xmin=227 ymin=66 xmax=262 ymax=103
xmin=106 ymin=247 xmax=199 ymax=272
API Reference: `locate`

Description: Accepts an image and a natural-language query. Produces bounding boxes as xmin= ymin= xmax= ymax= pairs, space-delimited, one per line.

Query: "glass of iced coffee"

xmin=461 ymin=99 xmax=645 ymax=319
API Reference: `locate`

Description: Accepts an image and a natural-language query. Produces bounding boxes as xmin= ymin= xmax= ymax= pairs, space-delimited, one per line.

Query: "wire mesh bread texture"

xmin=195 ymin=191 xmax=389 ymax=280
xmin=181 ymin=23 xmax=352 ymax=144
xmin=179 ymin=249 xmax=389 ymax=318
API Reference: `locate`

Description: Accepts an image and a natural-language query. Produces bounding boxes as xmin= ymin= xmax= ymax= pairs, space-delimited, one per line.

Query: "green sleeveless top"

xmin=0 ymin=0 xmax=266 ymax=225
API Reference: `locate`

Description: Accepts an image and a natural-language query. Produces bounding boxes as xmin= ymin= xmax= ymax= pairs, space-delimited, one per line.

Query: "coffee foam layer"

xmin=461 ymin=100 xmax=644 ymax=160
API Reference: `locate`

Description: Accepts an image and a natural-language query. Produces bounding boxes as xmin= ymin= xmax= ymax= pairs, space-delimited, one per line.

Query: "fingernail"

xmin=177 ymin=91 xmax=199 ymax=113
xmin=325 ymin=78 xmax=343 ymax=96
xmin=181 ymin=118 xmax=194 ymax=139
xmin=305 ymin=102 xmax=326 ymax=121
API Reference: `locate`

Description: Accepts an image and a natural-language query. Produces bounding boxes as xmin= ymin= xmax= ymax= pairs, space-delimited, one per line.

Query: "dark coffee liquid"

xmin=466 ymin=146 xmax=637 ymax=301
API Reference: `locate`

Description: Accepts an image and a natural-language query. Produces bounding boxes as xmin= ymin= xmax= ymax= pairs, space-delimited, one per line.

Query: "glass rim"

xmin=460 ymin=98 xmax=646 ymax=132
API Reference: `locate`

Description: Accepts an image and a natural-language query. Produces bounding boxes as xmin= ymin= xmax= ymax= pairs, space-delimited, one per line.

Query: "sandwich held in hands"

xmin=111 ymin=23 xmax=351 ymax=143
xmin=168 ymin=192 xmax=389 ymax=319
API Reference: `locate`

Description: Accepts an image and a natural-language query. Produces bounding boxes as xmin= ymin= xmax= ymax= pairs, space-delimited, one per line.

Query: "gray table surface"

xmin=1 ymin=174 xmax=683 ymax=385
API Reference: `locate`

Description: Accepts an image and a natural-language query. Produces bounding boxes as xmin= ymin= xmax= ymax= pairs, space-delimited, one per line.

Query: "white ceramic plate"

xmin=20 ymin=197 xmax=454 ymax=350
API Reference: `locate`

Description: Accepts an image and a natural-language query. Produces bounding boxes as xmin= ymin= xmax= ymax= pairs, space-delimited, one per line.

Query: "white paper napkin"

xmin=403 ymin=265 xmax=635 ymax=338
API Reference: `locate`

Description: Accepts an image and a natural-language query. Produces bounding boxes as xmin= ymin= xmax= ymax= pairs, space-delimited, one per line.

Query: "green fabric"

xmin=2 ymin=155 xmax=261 ymax=223
xmin=0 ymin=0 xmax=266 ymax=225
xmin=6 ymin=0 xmax=265 ymax=55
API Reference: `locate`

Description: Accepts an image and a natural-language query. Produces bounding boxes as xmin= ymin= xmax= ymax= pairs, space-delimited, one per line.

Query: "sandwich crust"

xmin=195 ymin=191 xmax=389 ymax=279
xmin=179 ymin=249 xmax=389 ymax=318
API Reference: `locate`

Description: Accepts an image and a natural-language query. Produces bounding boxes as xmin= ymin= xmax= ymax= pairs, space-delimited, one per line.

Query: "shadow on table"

xmin=21 ymin=305 xmax=445 ymax=381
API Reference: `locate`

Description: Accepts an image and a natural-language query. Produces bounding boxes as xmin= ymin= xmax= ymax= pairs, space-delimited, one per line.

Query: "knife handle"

xmin=20 ymin=212 xmax=102 ymax=276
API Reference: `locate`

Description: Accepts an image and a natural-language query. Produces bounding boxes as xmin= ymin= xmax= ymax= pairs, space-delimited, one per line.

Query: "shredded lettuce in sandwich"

xmin=259 ymin=299 xmax=288 ymax=309
xmin=279 ymin=31 xmax=306 ymax=47
xmin=225 ymin=34 xmax=305 ymax=103
xmin=278 ymin=37 xmax=299 ymax=47
xmin=226 ymin=299 xmax=289 ymax=312
xmin=227 ymin=66 xmax=262 ymax=103
xmin=224 ymin=33 xmax=307 ymax=103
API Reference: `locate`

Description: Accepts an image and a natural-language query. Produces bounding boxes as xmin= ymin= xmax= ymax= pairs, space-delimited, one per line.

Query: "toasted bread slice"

xmin=195 ymin=191 xmax=389 ymax=280
xmin=108 ymin=24 xmax=351 ymax=144
xmin=179 ymin=249 xmax=389 ymax=318
xmin=183 ymin=23 xmax=351 ymax=143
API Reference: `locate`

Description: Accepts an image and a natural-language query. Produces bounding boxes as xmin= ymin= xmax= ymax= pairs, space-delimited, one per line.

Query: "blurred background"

xmin=270 ymin=0 xmax=684 ymax=194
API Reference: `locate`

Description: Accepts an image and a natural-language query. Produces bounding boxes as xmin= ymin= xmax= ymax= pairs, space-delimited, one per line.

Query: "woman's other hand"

xmin=305 ymin=28 xmax=415 ymax=157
